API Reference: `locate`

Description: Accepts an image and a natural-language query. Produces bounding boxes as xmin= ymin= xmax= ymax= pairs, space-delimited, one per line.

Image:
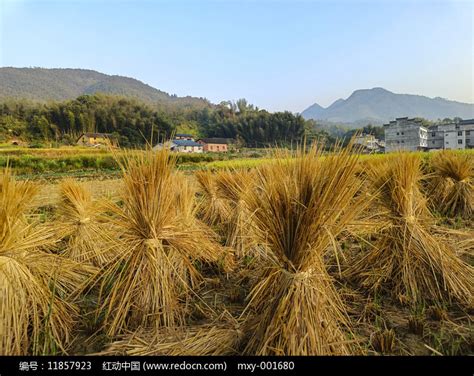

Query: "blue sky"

xmin=0 ymin=0 xmax=472 ymax=112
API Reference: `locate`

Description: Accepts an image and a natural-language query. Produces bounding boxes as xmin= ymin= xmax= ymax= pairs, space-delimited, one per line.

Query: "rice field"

xmin=0 ymin=146 xmax=472 ymax=356
xmin=0 ymin=146 xmax=268 ymax=176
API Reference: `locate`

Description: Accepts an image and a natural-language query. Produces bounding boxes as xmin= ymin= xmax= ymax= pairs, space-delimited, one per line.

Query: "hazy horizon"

xmin=1 ymin=0 xmax=473 ymax=112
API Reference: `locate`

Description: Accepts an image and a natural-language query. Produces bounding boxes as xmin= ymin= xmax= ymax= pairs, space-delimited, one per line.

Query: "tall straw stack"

xmin=95 ymin=149 xmax=222 ymax=336
xmin=242 ymin=144 xmax=368 ymax=355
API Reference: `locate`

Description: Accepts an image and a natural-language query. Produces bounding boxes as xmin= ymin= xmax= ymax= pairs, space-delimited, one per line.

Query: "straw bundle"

xmin=0 ymin=169 xmax=93 ymax=355
xmin=96 ymin=149 xmax=222 ymax=336
xmin=195 ymin=170 xmax=231 ymax=228
xmin=177 ymin=173 xmax=234 ymax=271
xmin=242 ymin=144 xmax=367 ymax=355
xmin=345 ymin=154 xmax=473 ymax=306
xmin=428 ymin=151 xmax=473 ymax=218
xmin=214 ymin=169 xmax=256 ymax=258
xmin=55 ymin=179 xmax=115 ymax=267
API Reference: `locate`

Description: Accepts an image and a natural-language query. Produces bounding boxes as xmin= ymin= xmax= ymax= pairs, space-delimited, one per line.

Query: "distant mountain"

xmin=301 ymin=87 xmax=474 ymax=124
xmin=301 ymin=102 xmax=325 ymax=120
xmin=0 ymin=67 xmax=210 ymax=108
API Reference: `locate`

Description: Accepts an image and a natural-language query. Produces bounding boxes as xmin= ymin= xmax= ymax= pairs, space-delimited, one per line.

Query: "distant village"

xmin=383 ymin=117 xmax=474 ymax=153
xmin=153 ymin=134 xmax=235 ymax=153
xmin=71 ymin=118 xmax=474 ymax=154
xmin=349 ymin=117 xmax=474 ymax=153
xmin=74 ymin=133 xmax=235 ymax=153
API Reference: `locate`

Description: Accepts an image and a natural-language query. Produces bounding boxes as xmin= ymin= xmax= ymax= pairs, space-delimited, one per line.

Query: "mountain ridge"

xmin=0 ymin=67 xmax=210 ymax=108
xmin=302 ymin=87 xmax=474 ymax=124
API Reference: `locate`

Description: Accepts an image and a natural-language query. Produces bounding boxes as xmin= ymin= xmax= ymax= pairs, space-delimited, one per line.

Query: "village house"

xmin=174 ymin=133 xmax=195 ymax=141
xmin=196 ymin=138 xmax=233 ymax=152
xmin=77 ymin=133 xmax=116 ymax=147
xmin=153 ymin=139 xmax=203 ymax=153
xmin=354 ymin=134 xmax=384 ymax=153
xmin=384 ymin=118 xmax=428 ymax=152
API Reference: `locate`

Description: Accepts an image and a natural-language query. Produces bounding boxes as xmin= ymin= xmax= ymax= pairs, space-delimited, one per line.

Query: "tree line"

xmin=1 ymin=93 xmax=461 ymax=149
xmin=0 ymin=95 xmax=307 ymax=148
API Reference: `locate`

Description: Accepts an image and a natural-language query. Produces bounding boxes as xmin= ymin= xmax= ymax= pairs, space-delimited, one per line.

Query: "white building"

xmin=460 ymin=119 xmax=474 ymax=149
xmin=153 ymin=139 xmax=203 ymax=153
xmin=354 ymin=134 xmax=384 ymax=153
xmin=428 ymin=119 xmax=474 ymax=150
xmin=384 ymin=117 xmax=428 ymax=152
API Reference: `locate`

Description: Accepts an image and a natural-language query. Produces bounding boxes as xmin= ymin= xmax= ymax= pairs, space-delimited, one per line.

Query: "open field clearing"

xmin=3 ymin=145 xmax=472 ymax=177
xmin=0 ymin=146 xmax=472 ymax=356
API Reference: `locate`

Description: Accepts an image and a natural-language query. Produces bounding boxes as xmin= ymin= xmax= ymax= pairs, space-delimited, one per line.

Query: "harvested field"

xmin=0 ymin=147 xmax=472 ymax=356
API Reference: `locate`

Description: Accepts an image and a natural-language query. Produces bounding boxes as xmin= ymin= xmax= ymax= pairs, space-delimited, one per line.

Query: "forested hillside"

xmin=0 ymin=95 xmax=306 ymax=147
xmin=0 ymin=67 xmax=210 ymax=110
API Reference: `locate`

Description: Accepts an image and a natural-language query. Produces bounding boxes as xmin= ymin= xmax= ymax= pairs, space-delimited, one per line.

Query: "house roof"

xmin=79 ymin=132 xmax=113 ymax=138
xmin=356 ymin=133 xmax=376 ymax=139
xmin=384 ymin=118 xmax=425 ymax=127
xmin=197 ymin=138 xmax=233 ymax=145
xmin=77 ymin=133 xmax=115 ymax=143
xmin=171 ymin=140 xmax=202 ymax=147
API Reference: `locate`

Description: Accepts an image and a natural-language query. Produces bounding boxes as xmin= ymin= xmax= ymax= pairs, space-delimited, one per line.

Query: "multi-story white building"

xmin=428 ymin=119 xmax=474 ymax=150
xmin=460 ymin=119 xmax=474 ymax=149
xmin=384 ymin=117 xmax=428 ymax=152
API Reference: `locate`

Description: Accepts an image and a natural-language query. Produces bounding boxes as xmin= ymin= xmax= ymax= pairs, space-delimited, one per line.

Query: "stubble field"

xmin=1 ymin=145 xmax=472 ymax=356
